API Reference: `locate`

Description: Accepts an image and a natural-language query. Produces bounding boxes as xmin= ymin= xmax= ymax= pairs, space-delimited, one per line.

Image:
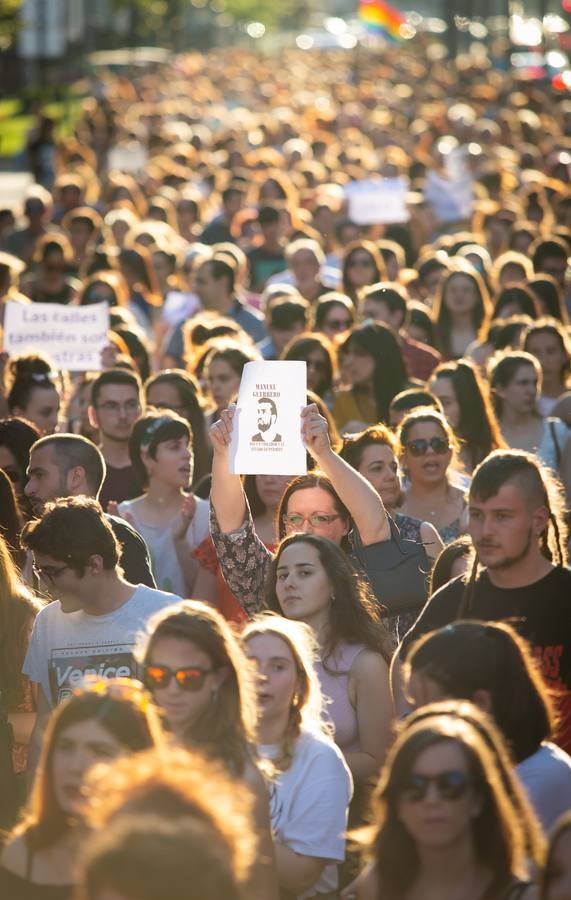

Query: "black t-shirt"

xmin=99 ymin=463 xmax=144 ymax=510
xmin=247 ymin=245 xmax=286 ymax=291
xmin=401 ymin=566 xmax=571 ymax=753
xmin=106 ymin=514 xmax=155 ymax=589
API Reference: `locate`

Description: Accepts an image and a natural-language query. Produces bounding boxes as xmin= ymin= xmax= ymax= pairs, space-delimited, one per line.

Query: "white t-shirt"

xmin=23 ymin=584 xmax=181 ymax=707
xmin=118 ymin=496 xmax=209 ymax=597
xmin=259 ymin=730 xmax=353 ymax=900
xmin=516 ymin=742 xmax=571 ymax=832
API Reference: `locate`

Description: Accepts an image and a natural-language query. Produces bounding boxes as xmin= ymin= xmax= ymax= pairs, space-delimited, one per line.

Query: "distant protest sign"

xmin=344 ymin=177 xmax=410 ymax=225
xmin=229 ymin=361 xmax=307 ymax=475
xmin=3 ymin=301 xmax=110 ymax=371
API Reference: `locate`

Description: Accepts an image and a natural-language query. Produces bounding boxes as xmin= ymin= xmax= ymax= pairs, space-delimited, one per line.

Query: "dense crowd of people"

xmin=0 ymin=36 xmax=571 ymax=900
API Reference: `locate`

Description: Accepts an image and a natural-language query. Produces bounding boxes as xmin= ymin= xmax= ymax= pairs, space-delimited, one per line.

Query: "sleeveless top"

xmin=316 ymin=642 xmax=366 ymax=753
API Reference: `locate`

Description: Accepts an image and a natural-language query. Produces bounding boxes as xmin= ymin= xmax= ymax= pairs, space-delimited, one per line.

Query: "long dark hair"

xmin=365 ymin=707 xmax=533 ymax=899
xmin=540 ymin=812 xmax=571 ymax=900
xmin=144 ymin=370 xmax=211 ymax=485
xmin=340 ymin=322 xmax=408 ymax=423
xmin=407 ymin=621 xmax=556 ymax=763
xmin=282 ymin=333 xmax=335 ymax=398
xmin=489 ymin=351 xmax=541 ymax=419
xmin=139 ymin=601 xmax=258 ymax=775
xmin=264 ymin=533 xmax=392 ymax=664
xmin=434 ymin=267 xmax=491 ymax=358
xmin=430 ymin=360 xmax=504 ymax=470
xmin=17 ymin=686 xmax=158 ymax=852
xmin=341 ymin=240 xmax=386 ymax=304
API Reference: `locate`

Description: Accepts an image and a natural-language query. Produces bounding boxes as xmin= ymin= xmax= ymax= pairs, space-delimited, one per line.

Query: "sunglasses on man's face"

xmin=397 ymin=770 xmax=475 ymax=803
xmin=144 ymin=664 xmax=216 ymax=692
xmin=405 ymin=437 xmax=450 ymax=457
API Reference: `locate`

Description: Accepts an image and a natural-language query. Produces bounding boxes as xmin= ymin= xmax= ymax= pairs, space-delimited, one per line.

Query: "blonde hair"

xmin=242 ymin=613 xmax=332 ymax=773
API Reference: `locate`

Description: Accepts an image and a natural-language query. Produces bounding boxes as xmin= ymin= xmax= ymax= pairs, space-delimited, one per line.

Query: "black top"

xmin=0 ymin=865 xmax=72 ymax=900
xmin=400 ymin=566 xmax=571 ymax=752
xmin=106 ymin=514 xmax=155 ymax=589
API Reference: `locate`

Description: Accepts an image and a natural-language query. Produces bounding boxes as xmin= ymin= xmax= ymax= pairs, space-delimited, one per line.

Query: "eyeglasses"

xmin=144 ymin=664 xmax=216 ymax=692
xmin=283 ymin=513 xmax=343 ymax=529
xmin=397 ymin=770 xmax=475 ymax=803
xmin=96 ymin=399 xmax=141 ymax=416
xmin=326 ymin=319 xmax=352 ymax=331
xmin=32 ymin=562 xmax=71 ymax=583
xmin=405 ymin=437 xmax=450 ymax=456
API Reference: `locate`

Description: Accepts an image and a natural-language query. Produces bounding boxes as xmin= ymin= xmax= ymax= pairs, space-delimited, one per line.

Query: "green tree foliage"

xmin=0 ymin=0 xmax=22 ymax=50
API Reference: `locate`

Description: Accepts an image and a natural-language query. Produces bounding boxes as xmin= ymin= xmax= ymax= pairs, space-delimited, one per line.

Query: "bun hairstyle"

xmin=6 ymin=354 xmax=60 ymax=413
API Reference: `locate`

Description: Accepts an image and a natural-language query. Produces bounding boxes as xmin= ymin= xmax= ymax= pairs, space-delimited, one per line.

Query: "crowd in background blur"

xmin=0 ymin=38 xmax=570 ymax=900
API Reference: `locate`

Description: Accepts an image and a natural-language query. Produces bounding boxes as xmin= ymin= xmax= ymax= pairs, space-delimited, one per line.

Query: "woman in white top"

xmin=117 ymin=409 xmax=209 ymax=595
xmin=489 ymin=351 xmax=571 ymax=501
xmin=243 ymin=614 xmax=353 ymax=900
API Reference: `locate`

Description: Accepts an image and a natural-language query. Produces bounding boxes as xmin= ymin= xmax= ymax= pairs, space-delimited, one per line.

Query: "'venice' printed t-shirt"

xmin=23 ymin=584 xmax=181 ymax=707
xmin=400 ymin=566 xmax=571 ymax=753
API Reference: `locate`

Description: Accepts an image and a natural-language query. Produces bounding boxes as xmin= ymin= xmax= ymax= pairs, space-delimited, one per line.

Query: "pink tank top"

xmin=316 ymin=642 xmax=366 ymax=753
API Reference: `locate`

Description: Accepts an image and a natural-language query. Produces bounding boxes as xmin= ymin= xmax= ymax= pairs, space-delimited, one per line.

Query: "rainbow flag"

xmin=358 ymin=0 xmax=406 ymax=41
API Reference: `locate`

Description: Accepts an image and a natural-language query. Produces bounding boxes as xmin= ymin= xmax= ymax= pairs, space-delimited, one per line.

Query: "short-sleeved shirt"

xmin=23 ymin=584 xmax=181 ymax=707
xmin=401 ymin=567 xmax=571 ymax=753
xmin=260 ymin=731 xmax=353 ymax=900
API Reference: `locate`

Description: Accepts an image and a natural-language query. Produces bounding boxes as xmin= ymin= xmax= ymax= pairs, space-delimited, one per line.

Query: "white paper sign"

xmin=344 ymin=177 xmax=410 ymax=225
xmin=229 ymin=361 xmax=307 ymax=476
xmin=3 ymin=301 xmax=110 ymax=371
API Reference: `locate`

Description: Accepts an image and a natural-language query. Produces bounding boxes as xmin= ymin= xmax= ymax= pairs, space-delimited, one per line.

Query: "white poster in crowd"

xmin=3 ymin=301 xmax=109 ymax=372
xmin=229 ymin=361 xmax=307 ymax=475
xmin=344 ymin=177 xmax=410 ymax=225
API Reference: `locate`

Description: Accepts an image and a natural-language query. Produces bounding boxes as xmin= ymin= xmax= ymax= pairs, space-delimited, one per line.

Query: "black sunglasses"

xmin=397 ymin=770 xmax=475 ymax=803
xmin=405 ymin=437 xmax=450 ymax=457
xmin=144 ymin=664 xmax=216 ymax=692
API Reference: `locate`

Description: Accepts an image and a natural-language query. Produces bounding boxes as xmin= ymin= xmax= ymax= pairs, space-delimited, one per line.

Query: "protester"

xmin=489 ymin=352 xmax=571 ymax=498
xmin=88 ymin=368 xmax=144 ymax=508
xmin=209 ymin=403 xmax=391 ymax=614
xmin=348 ymin=704 xmax=541 ymax=900
xmin=397 ymin=408 xmax=468 ymax=542
xmin=523 ymin=319 xmax=571 ymax=417
xmin=6 ymin=355 xmax=61 ymax=435
xmin=20 ymin=497 xmax=182 ymax=766
xmin=25 ymin=433 xmax=155 ymax=586
xmin=116 ymin=409 xmax=208 ymax=595
xmin=0 ymin=680 xmax=159 ymax=896
xmin=399 ymin=450 xmax=571 ymax=754
xmin=243 ymin=614 xmax=353 ymax=899
xmin=406 ymin=621 xmax=571 ymax=831
xmin=137 ymin=600 xmax=279 ymax=900
xmin=81 ymin=746 xmax=257 ymax=900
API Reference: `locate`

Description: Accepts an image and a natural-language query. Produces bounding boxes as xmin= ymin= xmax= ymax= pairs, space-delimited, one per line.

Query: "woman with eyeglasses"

xmin=242 ymin=615 xmax=353 ymax=899
xmin=138 ymin=600 xmax=279 ymax=900
xmin=0 ymin=679 xmax=159 ymax=898
xmin=341 ymin=241 xmax=386 ymax=307
xmin=397 ymin=409 xmax=467 ymax=544
xmin=116 ymin=409 xmax=209 ymax=597
xmin=345 ymin=704 xmax=541 ymax=900
xmin=405 ymin=621 xmax=571 ymax=833
xmin=209 ymin=403 xmax=391 ymax=618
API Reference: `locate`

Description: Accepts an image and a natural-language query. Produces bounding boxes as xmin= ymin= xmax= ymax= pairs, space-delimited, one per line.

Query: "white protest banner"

xmin=108 ymin=142 xmax=148 ymax=174
xmin=229 ymin=361 xmax=307 ymax=476
xmin=344 ymin=177 xmax=410 ymax=225
xmin=3 ymin=301 xmax=110 ymax=371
